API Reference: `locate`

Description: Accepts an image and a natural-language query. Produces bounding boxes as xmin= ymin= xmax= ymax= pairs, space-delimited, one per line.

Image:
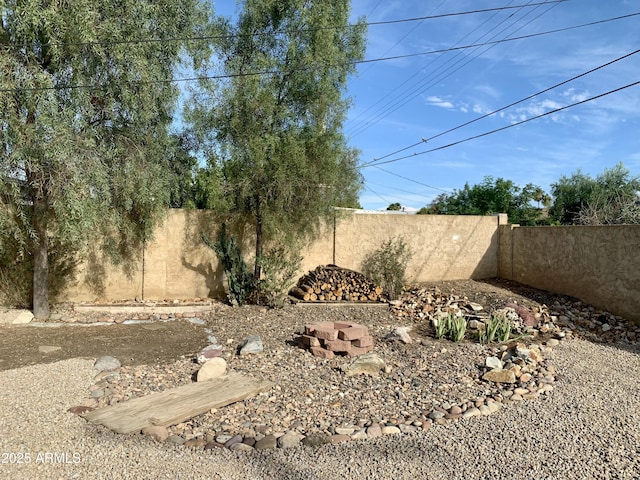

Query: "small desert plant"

xmin=433 ymin=315 xmax=448 ymax=339
xmin=433 ymin=313 xmax=466 ymax=342
xmin=479 ymin=313 xmax=512 ymax=343
xmin=495 ymin=313 xmax=512 ymax=342
xmin=362 ymin=236 xmax=412 ymax=301
xmin=447 ymin=315 xmax=467 ymax=342
xmin=256 ymin=246 xmax=302 ymax=308
xmin=202 ymin=224 xmax=254 ymax=306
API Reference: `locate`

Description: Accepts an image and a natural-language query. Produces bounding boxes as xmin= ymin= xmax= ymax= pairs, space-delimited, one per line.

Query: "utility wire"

xmin=355 ymin=12 xmax=639 ymax=65
xmin=364 ymin=186 xmax=392 ymax=205
xmin=362 ymin=80 xmax=640 ymax=167
xmin=371 ymin=166 xmax=452 ymax=193
xmin=349 ymin=0 xmax=558 ymax=138
xmin=355 ymin=0 xmax=450 ymax=78
xmin=366 ymin=180 xmax=437 ymax=200
xmin=2 ymin=12 xmax=634 ymax=94
xmin=348 ymin=0 xmax=505 ymax=131
xmin=365 ymin=48 xmax=640 ymax=164
xmin=1 ymin=1 xmax=567 ymax=49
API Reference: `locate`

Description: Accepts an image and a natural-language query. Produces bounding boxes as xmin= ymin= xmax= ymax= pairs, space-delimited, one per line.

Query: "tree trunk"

xmin=32 ymin=196 xmax=50 ymax=319
xmin=254 ymin=198 xmax=263 ymax=283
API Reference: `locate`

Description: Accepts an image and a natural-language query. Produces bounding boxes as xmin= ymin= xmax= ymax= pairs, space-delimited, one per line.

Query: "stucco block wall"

xmin=62 ymin=210 xmax=227 ymax=302
xmin=329 ymin=211 xmax=500 ymax=282
xmin=499 ymin=224 xmax=640 ymax=323
xmin=62 ymin=209 xmax=501 ymax=302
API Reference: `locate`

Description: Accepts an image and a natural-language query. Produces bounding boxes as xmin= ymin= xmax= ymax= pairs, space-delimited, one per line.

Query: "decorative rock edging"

xmin=75 ymin=336 xmax=560 ymax=452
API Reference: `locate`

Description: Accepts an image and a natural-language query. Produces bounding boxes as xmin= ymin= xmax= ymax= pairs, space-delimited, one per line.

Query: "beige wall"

xmin=63 ymin=209 xmax=502 ymax=302
xmin=57 ymin=210 xmax=640 ymax=324
xmin=63 ymin=210 xmax=227 ymax=302
xmin=329 ymin=210 xmax=502 ymax=282
xmin=499 ymin=224 xmax=640 ymax=323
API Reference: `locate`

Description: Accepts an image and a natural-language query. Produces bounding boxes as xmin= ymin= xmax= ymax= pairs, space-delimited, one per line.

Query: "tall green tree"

xmin=188 ymin=0 xmax=366 ymax=287
xmin=550 ymin=163 xmax=640 ymax=225
xmin=418 ymin=177 xmax=544 ymax=225
xmin=0 ymin=0 xmax=211 ymax=317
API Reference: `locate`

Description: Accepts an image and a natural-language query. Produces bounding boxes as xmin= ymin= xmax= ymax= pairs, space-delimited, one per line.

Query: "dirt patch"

xmin=0 ymin=320 xmax=210 ymax=371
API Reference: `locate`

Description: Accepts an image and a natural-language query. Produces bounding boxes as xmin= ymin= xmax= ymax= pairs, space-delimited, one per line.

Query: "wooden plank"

xmin=81 ymin=372 xmax=273 ymax=434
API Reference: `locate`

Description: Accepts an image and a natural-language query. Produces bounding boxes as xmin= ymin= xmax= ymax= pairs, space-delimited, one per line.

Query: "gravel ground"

xmin=2 ymin=280 xmax=640 ymax=479
xmin=2 ymin=339 xmax=640 ymax=479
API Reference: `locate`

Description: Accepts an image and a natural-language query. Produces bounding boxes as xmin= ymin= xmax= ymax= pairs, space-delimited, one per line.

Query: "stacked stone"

xmin=301 ymin=322 xmax=373 ymax=359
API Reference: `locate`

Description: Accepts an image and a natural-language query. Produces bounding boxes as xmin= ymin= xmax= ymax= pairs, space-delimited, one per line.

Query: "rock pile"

xmin=300 ymin=322 xmax=373 ymax=359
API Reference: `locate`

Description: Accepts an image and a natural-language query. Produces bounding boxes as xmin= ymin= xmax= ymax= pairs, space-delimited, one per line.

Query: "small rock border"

xmin=74 ymin=336 xmax=561 ymax=452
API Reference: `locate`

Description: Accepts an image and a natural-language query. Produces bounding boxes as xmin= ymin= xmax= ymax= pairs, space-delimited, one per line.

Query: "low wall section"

xmin=498 ymin=224 xmax=640 ymax=323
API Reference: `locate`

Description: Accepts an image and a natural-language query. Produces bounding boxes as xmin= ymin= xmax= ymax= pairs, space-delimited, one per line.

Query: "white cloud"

xmin=562 ymin=88 xmax=590 ymax=102
xmin=425 ymin=96 xmax=454 ymax=109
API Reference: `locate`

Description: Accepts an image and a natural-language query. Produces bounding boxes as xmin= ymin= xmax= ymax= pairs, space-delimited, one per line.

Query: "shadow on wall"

xmin=180 ymin=209 xmax=256 ymax=300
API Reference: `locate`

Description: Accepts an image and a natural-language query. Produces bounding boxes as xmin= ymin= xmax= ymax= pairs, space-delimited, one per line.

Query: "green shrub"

xmin=202 ymin=224 xmax=254 ymax=306
xmin=433 ymin=315 xmax=448 ymax=339
xmin=495 ymin=313 xmax=512 ymax=342
xmin=447 ymin=315 xmax=467 ymax=342
xmin=362 ymin=237 xmax=411 ymax=301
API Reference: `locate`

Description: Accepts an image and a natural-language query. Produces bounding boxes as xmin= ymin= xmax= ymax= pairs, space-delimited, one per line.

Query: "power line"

xmin=349 ymin=0 xmax=559 ymax=138
xmin=2 ymin=1 xmax=567 ymax=49
xmin=371 ymin=166 xmax=452 ymax=193
xmin=366 ymin=180 xmax=437 ymax=201
xmin=364 ymin=186 xmax=392 ymax=205
xmin=348 ymin=0 xmax=507 ymax=132
xmin=366 ymin=48 xmax=640 ymax=165
xmin=355 ymin=12 xmax=639 ymax=65
xmin=3 ymin=12 xmax=634 ymax=94
xmin=355 ymin=0 xmax=450 ymax=78
xmin=362 ymin=80 xmax=640 ymax=167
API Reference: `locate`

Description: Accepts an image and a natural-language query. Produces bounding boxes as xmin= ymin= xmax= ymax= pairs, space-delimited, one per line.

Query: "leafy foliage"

xmin=0 ymin=1 xmax=211 ymax=314
xmin=255 ymin=246 xmax=302 ymax=308
xmin=387 ymin=202 xmax=402 ymax=211
xmin=362 ymin=237 xmax=411 ymax=300
xmin=550 ymin=163 xmax=640 ymax=225
xmin=478 ymin=313 xmax=512 ymax=344
xmin=187 ymin=0 xmax=366 ymax=289
xmin=418 ymin=177 xmax=544 ymax=225
xmin=432 ymin=314 xmax=467 ymax=342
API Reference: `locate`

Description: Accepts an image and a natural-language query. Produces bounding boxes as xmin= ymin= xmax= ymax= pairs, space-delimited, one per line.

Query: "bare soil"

xmin=0 ymin=278 xmax=577 ymax=372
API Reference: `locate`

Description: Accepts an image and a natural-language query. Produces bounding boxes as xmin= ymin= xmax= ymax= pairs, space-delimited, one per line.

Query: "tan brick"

xmin=310 ymin=346 xmax=335 ymax=359
xmin=333 ymin=322 xmax=351 ymax=330
xmin=324 ymin=339 xmax=353 ymax=352
xmin=305 ymin=322 xmax=334 ymax=336
xmin=352 ymin=335 xmax=374 ymax=348
xmin=346 ymin=345 xmax=373 ymax=357
xmin=312 ymin=325 xmax=339 ymax=341
xmin=338 ymin=325 xmax=368 ymax=341
xmin=301 ymin=335 xmax=321 ymax=347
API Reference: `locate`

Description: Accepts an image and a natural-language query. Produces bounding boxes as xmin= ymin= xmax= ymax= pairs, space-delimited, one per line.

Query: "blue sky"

xmin=214 ymin=1 xmax=640 ymax=211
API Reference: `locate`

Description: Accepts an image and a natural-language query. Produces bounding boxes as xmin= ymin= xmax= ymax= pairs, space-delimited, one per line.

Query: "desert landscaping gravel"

xmin=2 ymin=281 xmax=640 ymax=479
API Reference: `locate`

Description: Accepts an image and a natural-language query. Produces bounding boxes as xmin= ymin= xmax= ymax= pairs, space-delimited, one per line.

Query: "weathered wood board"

xmin=82 ymin=372 xmax=273 ymax=434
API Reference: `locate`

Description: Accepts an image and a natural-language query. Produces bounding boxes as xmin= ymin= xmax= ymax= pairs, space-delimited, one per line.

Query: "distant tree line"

xmin=416 ymin=163 xmax=640 ymax=226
